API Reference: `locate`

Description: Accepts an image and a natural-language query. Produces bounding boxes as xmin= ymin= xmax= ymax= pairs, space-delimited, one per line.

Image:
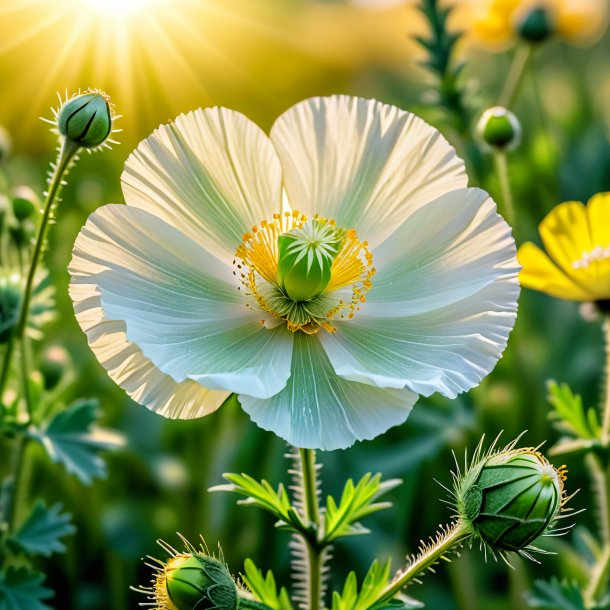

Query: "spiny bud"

xmin=0 ymin=125 xmax=11 ymax=164
xmin=477 ymin=107 xmax=522 ymax=152
xmin=277 ymin=219 xmax=342 ymax=302
xmin=458 ymin=448 xmax=565 ymax=553
xmin=11 ymin=186 xmax=39 ymax=221
xmin=57 ymin=92 xmax=113 ymax=148
xmin=516 ymin=5 xmax=555 ymax=43
xmin=0 ymin=273 xmax=22 ymax=344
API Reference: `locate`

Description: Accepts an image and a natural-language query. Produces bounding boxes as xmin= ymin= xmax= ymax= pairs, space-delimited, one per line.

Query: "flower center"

xmin=235 ymin=211 xmax=374 ymax=333
xmin=572 ymin=246 xmax=610 ymax=269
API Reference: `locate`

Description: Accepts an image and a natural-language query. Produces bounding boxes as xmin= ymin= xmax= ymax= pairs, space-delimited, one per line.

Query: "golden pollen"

xmin=234 ymin=212 xmax=374 ymax=333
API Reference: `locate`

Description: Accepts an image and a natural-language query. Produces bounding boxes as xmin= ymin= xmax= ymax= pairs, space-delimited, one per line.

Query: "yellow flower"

xmin=518 ymin=193 xmax=610 ymax=303
xmin=469 ymin=0 xmax=607 ymax=49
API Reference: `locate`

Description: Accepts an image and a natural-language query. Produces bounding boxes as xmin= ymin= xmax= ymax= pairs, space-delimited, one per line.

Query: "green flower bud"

xmin=57 ymin=92 xmax=113 ymax=148
xmin=0 ymin=273 xmax=22 ymax=343
xmin=459 ymin=449 xmax=564 ymax=552
xmin=154 ymin=554 xmax=238 ymax=610
xmin=8 ymin=217 xmax=35 ymax=248
xmin=39 ymin=346 xmax=70 ymax=389
xmin=516 ymin=6 xmax=555 ymax=43
xmin=277 ymin=219 xmax=342 ymax=302
xmin=477 ymin=107 xmax=521 ymax=152
xmin=11 ymin=186 xmax=39 ymax=221
xmin=0 ymin=125 xmax=12 ymax=164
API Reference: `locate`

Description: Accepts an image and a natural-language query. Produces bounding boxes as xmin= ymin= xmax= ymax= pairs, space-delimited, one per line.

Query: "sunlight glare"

xmin=86 ymin=0 xmax=153 ymax=17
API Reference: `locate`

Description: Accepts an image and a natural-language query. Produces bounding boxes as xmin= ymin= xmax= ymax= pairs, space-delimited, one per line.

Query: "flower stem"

xmin=6 ymin=435 xmax=29 ymax=533
xmin=601 ymin=318 xmax=610 ymax=446
xmin=0 ymin=138 xmax=79 ymax=406
xmin=499 ymin=44 xmax=534 ymax=109
xmin=373 ymin=521 xmax=471 ymax=606
xmin=493 ymin=151 xmax=515 ymax=227
xmin=299 ymin=448 xmax=322 ymax=610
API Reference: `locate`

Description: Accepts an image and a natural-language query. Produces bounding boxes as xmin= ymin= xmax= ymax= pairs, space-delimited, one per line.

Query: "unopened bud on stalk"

xmin=56 ymin=92 xmax=113 ymax=149
xmin=39 ymin=346 xmax=70 ymax=389
xmin=457 ymin=447 xmax=565 ymax=552
xmin=11 ymin=186 xmax=39 ymax=221
xmin=516 ymin=5 xmax=555 ymax=43
xmin=477 ymin=107 xmax=522 ymax=152
xmin=0 ymin=273 xmax=22 ymax=343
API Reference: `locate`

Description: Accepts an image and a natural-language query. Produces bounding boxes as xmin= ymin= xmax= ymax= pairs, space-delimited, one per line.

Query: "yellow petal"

xmin=539 ymin=201 xmax=593 ymax=275
xmin=517 ymin=242 xmax=593 ymax=301
xmin=587 ymin=192 xmax=610 ymax=248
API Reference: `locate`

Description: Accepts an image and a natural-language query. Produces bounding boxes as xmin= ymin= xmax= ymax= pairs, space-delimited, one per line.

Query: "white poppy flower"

xmin=69 ymin=96 xmax=519 ymax=450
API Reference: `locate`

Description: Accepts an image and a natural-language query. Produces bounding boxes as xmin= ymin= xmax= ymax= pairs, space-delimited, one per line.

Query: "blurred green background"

xmin=1 ymin=0 xmax=610 ymax=608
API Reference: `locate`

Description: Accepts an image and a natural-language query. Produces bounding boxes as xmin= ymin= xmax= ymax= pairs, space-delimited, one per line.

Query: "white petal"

xmin=270 ymin=95 xmax=467 ymax=248
xmin=239 ymin=332 xmax=418 ymax=450
xmin=70 ymin=204 xmax=293 ymax=401
xmin=122 ymin=108 xmax=283 ymax=263
xmin=319 ymin=188 xmax=520 ymax=398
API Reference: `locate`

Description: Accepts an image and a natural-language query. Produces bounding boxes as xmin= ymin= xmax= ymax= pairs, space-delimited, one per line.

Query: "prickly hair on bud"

xmin=56 ymin=91 xmax=113 ymax=149
xmin=454 ymin=436 xmax=570 ymax=558
xmin=134 ymin=537 xmax=252 ymax=610
xmin=477 ymin=107 xmax=522 ymax=152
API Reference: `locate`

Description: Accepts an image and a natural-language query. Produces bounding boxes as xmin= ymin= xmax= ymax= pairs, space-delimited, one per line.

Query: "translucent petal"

xmin=122 ymin=108 xmax=283 ymax=262
xmin=270 ymin=95 xmax=467 ymax=248
xmin=70 ymin=204 xmax=293 ymax=401
xmin=239 ymin=332 xmax=417 ymax=450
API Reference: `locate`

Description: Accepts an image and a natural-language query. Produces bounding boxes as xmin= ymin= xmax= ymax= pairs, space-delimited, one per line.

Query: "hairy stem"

xmin=0 ymin=138 xmax=79 ymax=405
xmin=499 ymin=44 xmax=534 ymax=109
xmin=373 ymin=521 xmax=471 ymax=606
xmin=493 ymin=151 xmax=515 ymax=227
xmin=299 ymin=448 xmax=322 ymax=610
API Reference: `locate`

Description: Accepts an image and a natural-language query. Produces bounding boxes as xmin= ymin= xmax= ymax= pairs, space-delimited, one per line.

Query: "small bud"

xmin=11 ymin=186 xmax=39 ymax=221
xmin=8 ymin=217 xmax=35 ymax=248
xmin=0 ymin=125 xmax=12 ymax=164
xmin=516 ymin=5 xmax=555 ymax=43
xmin=39 ymin=346 xmax=70 ymax=389
xmin=477 ymin=106 xmax=522 ymax=152
xmin=0 ymin=273 xmax=22 ymax=344
xmin=57 ymin=92 xmax=113 ymax=148
xmin=458 ymin=449 xmax=565 ymax=552
xmin=277 ymin=219 xmax=342 ymax=302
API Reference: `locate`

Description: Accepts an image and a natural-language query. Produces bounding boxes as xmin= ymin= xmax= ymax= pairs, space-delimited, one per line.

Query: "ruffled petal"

xmin=239 ymin=332 xmax=417 ymax=450
xmin=364 ymin=188 xmax=517 ymax=315
xmin=70 ymin=204 xmax=293 ymax=401
xmin=122 ymin=108 xmax=283 ymax=263
xmin=518 ymin=242 xmax=595 ymax=301
xmin=270 ymin=95 xmax=467 ymax=248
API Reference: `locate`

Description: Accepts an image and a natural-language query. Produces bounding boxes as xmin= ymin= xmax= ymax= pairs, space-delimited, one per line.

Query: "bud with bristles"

xmin=56 ymin=91 xmax=113 ymax=149
xmin=455 ymin=437 xmax=570 ymax=560
xmin=477 ymin=107 xmax=522 ymax=152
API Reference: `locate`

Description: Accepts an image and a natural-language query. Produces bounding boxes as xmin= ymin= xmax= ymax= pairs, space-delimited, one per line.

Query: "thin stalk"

xmin=499 ymin=44 xmax=534 ymax=109
xmin=0 ymin=138 xmax=79 ymax=405
xmin=373 ymin=521 xmax=471 ymax=606
xmin=299 ymin=448 xmax=322 ymax=610
xmin=6 ymin=436 xmax=29 ymax=533
xmin=493 ymin=151 xmax=515 ymax=227
xmin=601 ymin=318 xmax=610 ymax=445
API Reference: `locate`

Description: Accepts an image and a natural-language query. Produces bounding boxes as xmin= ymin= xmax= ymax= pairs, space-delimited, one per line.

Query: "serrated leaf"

xmin=324 ymin=474 xmax=401 ymax=543
xmin=30 ymin=399 xmax=125 ymax=485
xmin=332 ymin=560 xmax=394 ymax=610
xmin=241 ymin=559 xmax=294 ymax=610
xmin=0 ymin=568 xmax=52 ymax=610
xmin=547 ymin=381 xmax=600 ymax=442
xmin=528 ymin=578 xmax=586 ymax=610
xmin=210 ymin=473 xmax=307 ymax=533
xmin=11 ymin=500 xmax=76 ymax=557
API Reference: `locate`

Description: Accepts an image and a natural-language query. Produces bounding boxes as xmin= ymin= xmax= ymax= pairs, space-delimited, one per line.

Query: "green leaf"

xmin=547 ymin=381 xmax=600 ymax=442
xmin=0 ymin=568 xmax=52 ymax=610
xmin=528 ymin=578 xmax=586 ymax=610
xmin=324 ymin=474 xmax=401 ymax=543
xmin=210 ymin=473 xmax=307 ymax=533
xmin=30 ymin=399 xmax=125 ymax=484
xmin=241 ymin=559 xmax=294 ymax=610
xmin=11 ymin=500 xmax=76 ymax=557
